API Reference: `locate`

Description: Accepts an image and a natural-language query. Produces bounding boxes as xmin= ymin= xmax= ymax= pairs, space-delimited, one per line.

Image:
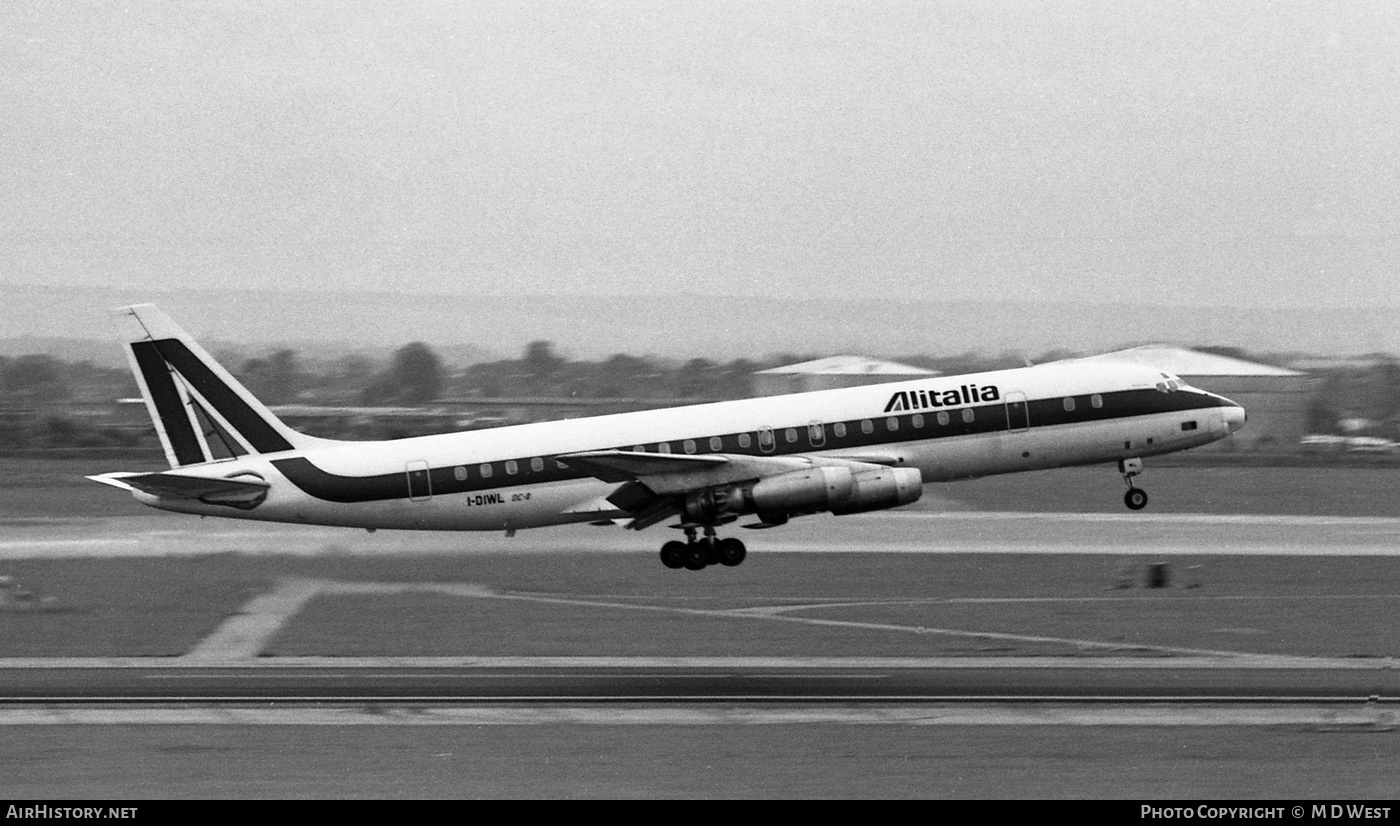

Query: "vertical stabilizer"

xmin=113 ymin=304 xmax=328 ymax=468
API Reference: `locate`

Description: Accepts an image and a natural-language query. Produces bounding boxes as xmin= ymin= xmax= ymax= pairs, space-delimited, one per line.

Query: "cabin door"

xmin=1005 ymin=392 xmax=1030 ymax=433
xmin=406 ymin=460 xmax=432 ymax=502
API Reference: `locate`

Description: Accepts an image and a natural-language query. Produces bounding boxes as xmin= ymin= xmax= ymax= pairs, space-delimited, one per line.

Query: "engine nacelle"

xmin=682 ymin=465 xmax=922 ymax=522
xmin=683 ymin=467 xmax=853 ymax=522
xmin=751 ymin=466 xmax=854 ymax=512
xmin=829 ymin=467 xmax=923 ymax=515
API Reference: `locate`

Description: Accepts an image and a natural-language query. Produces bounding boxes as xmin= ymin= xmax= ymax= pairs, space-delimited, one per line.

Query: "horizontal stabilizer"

xmin=87 ymin=471 xmax=269 ymax=508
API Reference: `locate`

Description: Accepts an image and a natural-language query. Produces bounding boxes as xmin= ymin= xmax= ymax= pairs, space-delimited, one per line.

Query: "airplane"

xmin=90 ymin=304 xmax=1247 ymax=571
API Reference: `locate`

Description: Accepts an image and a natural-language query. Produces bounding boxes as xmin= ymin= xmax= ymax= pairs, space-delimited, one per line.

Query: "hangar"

xmin=753 ymin=355 xmax=940 ymax=397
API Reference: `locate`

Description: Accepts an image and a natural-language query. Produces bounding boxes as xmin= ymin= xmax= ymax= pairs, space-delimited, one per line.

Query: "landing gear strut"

xmin=1119 ymin=457 xmax=1148 ymax=510
xmin=657 ymin=525 xmax=747 ymax=570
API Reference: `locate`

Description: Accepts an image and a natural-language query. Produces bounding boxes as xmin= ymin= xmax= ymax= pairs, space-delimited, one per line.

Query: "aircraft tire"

xmin=703 ymin=537 xmax=722 ymax=566
xmin=682 ymin=544 xmax=709 ymax=570
xmin=660 ymin=541 xmax=688 ymax=569
xmin=1124 ymin=488 xmax=1148 ymax=510
xmin=716 ymin=538 xmax=747 ymax=567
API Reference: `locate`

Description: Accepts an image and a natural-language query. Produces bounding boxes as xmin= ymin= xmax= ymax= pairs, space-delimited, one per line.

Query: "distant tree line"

xmin=7 ymin=344 xmax=1400 ymax=449
xmin=223 ymin=341 xmax=767 ymax=406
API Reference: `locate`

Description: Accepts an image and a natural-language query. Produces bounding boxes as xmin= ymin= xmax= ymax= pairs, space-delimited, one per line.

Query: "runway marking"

xmin=184 ymin=577 xmax=325 ymax=660
xmin=494 ymin=592 xmax=1400 ymax=605
xmin=10 ymin=540 xmax=1400 ymax=558
xmin=755 ymin=594 xmax=1400 ymax=606
xmin=854 ymin=512 xmax=1400 ymax=526
xmin=185 ymin=577 xmax=1382 ymax=660
xmin=0 ymin=704 xmax=1392 ymax=728
xmin=749 ymin=543 xmax=1400 ymax=556
xmin=182 ymin=580 xmax=500 ymax=659
xmin=482 ymin=589 xmax=1262 ymax=659
xmin=8 ymin=511 xmax=1400 ymax=559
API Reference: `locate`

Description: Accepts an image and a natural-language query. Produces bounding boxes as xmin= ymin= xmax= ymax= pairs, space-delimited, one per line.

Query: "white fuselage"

xmin=131 ymin=359 xmax=1245 ymax=532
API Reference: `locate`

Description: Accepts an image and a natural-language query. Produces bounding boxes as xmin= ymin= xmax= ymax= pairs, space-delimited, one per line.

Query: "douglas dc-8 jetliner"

xmin=92 ymin=305 xmax=1246 ymax=570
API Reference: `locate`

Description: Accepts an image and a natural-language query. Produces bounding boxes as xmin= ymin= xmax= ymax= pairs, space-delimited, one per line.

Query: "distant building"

xmin=753 ymin=356 xmax=940 ymax=397
xmin=1082 ymin=345 xmax=1309 ymax=451
xmin=1284 ymin=356 xmax=1393 ymax=372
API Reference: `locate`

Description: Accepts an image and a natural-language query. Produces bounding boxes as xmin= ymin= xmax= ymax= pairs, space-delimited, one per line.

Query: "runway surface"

xmin=3 ymin=656 xmax=1400 ymax=703
xmin=8 ymin=509 xmax=1400 ymax=560
xmin=4 ymin=508 xmax=1400 ymax=797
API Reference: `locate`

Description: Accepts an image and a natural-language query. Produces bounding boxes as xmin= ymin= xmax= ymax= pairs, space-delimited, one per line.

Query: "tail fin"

xmin=113 ymin=304 xmax=328 ymax=468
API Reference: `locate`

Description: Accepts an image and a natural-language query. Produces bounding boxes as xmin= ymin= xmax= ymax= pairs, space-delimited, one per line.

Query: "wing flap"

xmin=557 ymin=450 xmax=728 ymax=483
xmin=820 ymin=453 xmax=902 ymax=466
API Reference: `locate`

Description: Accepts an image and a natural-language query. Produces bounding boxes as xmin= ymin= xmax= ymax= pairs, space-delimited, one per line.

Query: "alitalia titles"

xmin=884 ymin=384 xmax=1000 ymax=414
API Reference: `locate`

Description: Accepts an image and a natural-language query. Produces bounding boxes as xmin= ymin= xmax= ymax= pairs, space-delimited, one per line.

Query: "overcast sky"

xmin=3 ymin=1 xmax=1398 ymax=312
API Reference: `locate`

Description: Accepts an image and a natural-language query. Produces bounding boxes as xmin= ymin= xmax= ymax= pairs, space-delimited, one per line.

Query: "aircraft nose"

xmin=1221 ymin=402 xmax=1247 ymax=434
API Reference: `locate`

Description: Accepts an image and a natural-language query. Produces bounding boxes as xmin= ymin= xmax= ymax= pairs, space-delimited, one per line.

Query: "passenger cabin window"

xmin=454 ymin=466 xmax=468 ymax=481
xmin=785 ymin=428 xmax=798 ymax=443
xmin=710 ymin=436 xmax=723 ymax=451
xmin=834 ymin=422 xmax=847 ymax=438
xmin=1091 ymin=394 xmax=1103 ymax=409
xmin=684 ymin=439 xmax=696 ymax=454
xmin=738 ymin=433 xmax=752 ymax=449
xmin=480 ymin=463 xmax=493 ymax=478
xmin=808 ymin=423 xmax=825 ymax=446
xmin=657 ymin=442 xmax=671 ymax=454
xmin=531 ymin=458 xmax=544 ymax=472
xmin=861 ymin=419 xmax=874 ymax=435
xmin=912 ymin=413 xmax=924 ymax=428
xmin=505 ymin=460 xmax=518 ymax=475
xmin=937 ymin=411 xmax=949 ymax=426
xmin=961 ymin=408 xmax=974 ymax=423
xmin=1063 ymin=397 xmax=1075 ymax=412
xmin=886 ymin=417 xmax=899 ymax=432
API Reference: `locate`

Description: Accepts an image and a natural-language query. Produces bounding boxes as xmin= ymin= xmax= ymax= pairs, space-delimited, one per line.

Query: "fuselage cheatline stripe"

xmin=270 ymin=388 xmax=1230 ymax=505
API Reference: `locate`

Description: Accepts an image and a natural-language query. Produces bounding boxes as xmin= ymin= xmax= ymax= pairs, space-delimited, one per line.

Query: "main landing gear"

xmin=1119 ymin=457 xmax=1148 ymax=510
xmin=659 ymin=525 xmax=747 ymax=570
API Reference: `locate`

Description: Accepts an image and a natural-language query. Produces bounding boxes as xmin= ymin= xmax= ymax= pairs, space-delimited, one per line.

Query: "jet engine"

xmin=682 ymin=466 xmax=922 ymax=523
xmin=828 ymin=467 xmax=923 ymax=514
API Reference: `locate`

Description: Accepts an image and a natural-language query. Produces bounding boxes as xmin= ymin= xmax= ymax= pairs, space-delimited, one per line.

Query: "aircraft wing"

xmin=818 ymin=452 xmax=902 ymax=466
xmin=556 ymin=450 xmax=728 ymax=483
xmin=88 ymin=471 xmax=270 ymax=507
xmin=556 ymin=449 xmax=890 ymax=531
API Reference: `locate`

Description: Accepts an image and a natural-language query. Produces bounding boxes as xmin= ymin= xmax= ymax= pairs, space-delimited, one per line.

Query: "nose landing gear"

xmin=658 ymin=525 xmax=747 ymax=570
xmin=1119 ymin=457 xmax=1148 ymax=510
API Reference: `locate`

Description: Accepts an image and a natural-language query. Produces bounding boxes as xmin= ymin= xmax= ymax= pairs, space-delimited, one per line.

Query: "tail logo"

xmin=129 ymin=338 xmax=294 ymax=466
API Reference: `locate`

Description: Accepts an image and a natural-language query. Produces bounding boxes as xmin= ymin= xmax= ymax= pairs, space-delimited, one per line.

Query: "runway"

xmin=8 ymin=509 xmax=1400 ymax=558
xmin=4 ymin=506 xmax=1400 ymax=797
xmin=3 ymin=656 xmax=1400 ymax=704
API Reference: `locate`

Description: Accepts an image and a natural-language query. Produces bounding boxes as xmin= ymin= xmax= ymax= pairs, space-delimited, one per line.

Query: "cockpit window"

xmin=1155 ymin=373 xmax=1182 ymax=393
